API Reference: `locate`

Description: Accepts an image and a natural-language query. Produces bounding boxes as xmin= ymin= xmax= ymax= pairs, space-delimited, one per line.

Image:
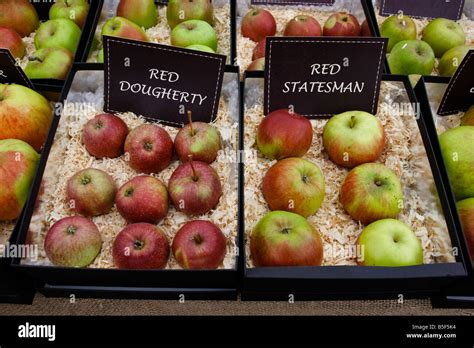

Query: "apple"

xmin=124 ymin=124 xmax=173 ymax=174
xmin=174 ymin=111 xmax=221 ymax=164
xmin=116 ymin=175 xmax=169 ymax=224
xmin=241 ymin=8 xmax=276 ymax=42
xmin=438 ymin=45 xmax=472 ymax=77
xmin=172 ymin=220 xmax=227 ymax=269
xmin=439 ymin=126 xmax=474 ymax=200
xmin=113 ymin=223 xmax=169 ymax=269
xmin=0 ymin=27 xmax=25 ymax=59
xmin=97 ymin=48 xmax=104 ymax=63
xmin=380 ymin=14 xmax=417 ymax=52
xmin=323 ymin=111 xmax=385 ymax=168
xmin=24 ymin=48 xmax=74 ymax=80
xmin=101 ymin=16 xmax=150 ymax=42
xmin=457 ymin=198 xmax=474 ymax=262
xmin=361 ymin=19 xmax=372 ymax=37
xmin=44 ymin=216 xmax=102 ymax=267
xmin=388 ymin=40 xmax=435 ymax=75
xmin=49 ymin=0 xmax=90 ymax=29
xmin=82 ymin=113 xmax=128 ymax=158
xmin=461 ymin=106 xmax=474 ymax=126
xmin=340 ymin=163 xmax=404 ymax=225
xmin=66 ymin=168 xmax=116 ymax=216
xmin=0 ymin=139 xmax=39 ymax=221
xmin=257 ymin=109 xmax=313 ymax=160
xmin=422 ymin=18 xmax=465 ymax=58
xmin=117 ymin=0 xmax=158 ymax=29
xmin=0 ymin=0 xmax=39 ymax=37
xmin=167 ymin=0 xmax=214 ymax=29
xmin=0 ymin=84 xmax=53 ymax=151
xmin=263 ymin=157 xmax=325 ymax=218
xmin=252 ymin=39 xmax=266 ymax=60
xmin=186 ymin=44 xmax=215 ymax=53
xmin=170 ymin=19 xmax=217 ymax=51
xmin=357 ymin=219 xmax=423 ymax=266
xmin=250 ymin=210 xmax=324 ymax=267
xmin=247 ymin=57 xmax=265 ymax=71
xmin=323 ymin=12 xmax=360 ymax=37
xmin=168 ymin=160 xmax=222 ymax=216
xmin=284 ymin=15 xmax=321 ymax=37
xmin=35 ymin=19 xmax=81 ymax=54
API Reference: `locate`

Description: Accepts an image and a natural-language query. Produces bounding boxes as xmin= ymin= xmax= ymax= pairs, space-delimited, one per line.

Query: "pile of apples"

xmin=241 ymin=8 xmax=372 ymax=71
xmin=95 ymin=0 xmax=218 ymax=62
xmin=0 ymin=0 xmax=89 ymax=80
xmin=380 ymin=14 xmax=472 ymax=76
xmin=43 ymin=112 xmax=229 ymax=270
xmin=250 ymin=109 xmax=424 ymax=268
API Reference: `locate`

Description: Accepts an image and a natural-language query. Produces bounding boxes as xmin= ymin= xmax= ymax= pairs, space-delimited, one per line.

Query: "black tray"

xmin=11 ymin=63 xmax=242 ymax=301
xmin=240 ymin=71 xmax=470 ymax=301
xmin=414 ymin=75 xmax=474 ymax=308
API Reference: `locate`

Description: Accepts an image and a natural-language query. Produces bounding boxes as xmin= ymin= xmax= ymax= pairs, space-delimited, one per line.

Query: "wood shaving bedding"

xmin=243 ymin=80 xmax=455 ymax=268
xmin=88 ymin=1 xmax=232 ymax=63
xmin=22 ymin=73 xmax=240 ymax=270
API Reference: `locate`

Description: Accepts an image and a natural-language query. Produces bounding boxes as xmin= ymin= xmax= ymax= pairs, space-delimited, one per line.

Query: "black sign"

xmin=264 ymin=37 xmax=387 ymax=117
xmin=379 ymin=0 xmax=465 ymax=20
xmin=103 ymin=37 xmax=226 ymax=126
xmin=0 ymin=49 xmax=34 ymax=88
xmin=438 ymin=51 xmax=474 ymax=115
xmin=251 ymin=0 xmax=335 ymax=5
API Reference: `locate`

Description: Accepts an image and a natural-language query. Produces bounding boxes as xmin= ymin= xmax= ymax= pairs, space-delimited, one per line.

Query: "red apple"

xmin=361 ymin=19 xmax=372 ymax=36
xmin=0 ymin=27 xmax=25 ymax=59
xmin=168 ymin=160 xmax=222 ymax=216
xmin=44 ymin=216 xmax=102 ymax=267
xmin=284 ymin=15 xmax=322 ymax=37
xmin=257 ymin=108 xmax=313 ymax=160
xmin=252 ymin=39 xmax=266 ymax=60
xmin=323 ymin=12 xmax=361 ymax=36
xmin=66 ymin=168 xmax=116 ymax=216
xmin=116 ymin=175 xmax=168 ymax=224
xmin=241 ymin=8 xmax=276 ymax=42
xmin=83 ymin=113 xmax=129 ymax=159
xmin=172 ymin=220 xmax=227 ymax=269
xmin=457 ymin=198 xmax=474 ymax=262
xmin=124 ymin=124 xmax=173 ymax=174
xmin=113 ymin=223 xmax=170 ymax=269
xmin=247 ymin=57 xmax=265 ymax=71
xmin=0 ymin=0 xmax=39 ymax=37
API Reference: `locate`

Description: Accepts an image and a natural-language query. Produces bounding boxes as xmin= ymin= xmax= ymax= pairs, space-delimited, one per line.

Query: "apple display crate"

xmin=414 ymin=76 xmax=474 ymax=308
xmin=86 ymin=0 xmax=237 ymax=64
xmin=22 ymin=0 xmax=103 ymax=89
xmin=11 ymin=64 xmax=242 ymax=300
xmin=240 ymin=72 xmax=470 ymax=301
xmin=366 ymin=0 xmax=474 ymax=76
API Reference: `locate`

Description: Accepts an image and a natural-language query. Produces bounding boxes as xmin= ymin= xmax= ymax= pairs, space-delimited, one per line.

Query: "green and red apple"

xmin=388 ymin=39 xmax=435 ymax=75
xmin=24 ymin=48 xmax=74 ymax=80
xmin=361 ymin=19 xmax=372 ymax=37
xmin=0 ymin=139 xmax=39 ymax=221
xmin=241 ymin=8 xmax=276 ymax=42
xmin=380 ymin=14 xmax=417 ymax=52
xmin=438 ymin=45 xmax=472 ymax=77
xmin=49 ymin=0 xmax=90 ymax=29
xmin=0 ymin=84 xmax=53 ymax=151
xmin=247 ymin=57 xmax=265 ymax=71
xmin=171 ymin=19 xmax=217 ymax=51
xmin=323 ymin=12 xmax=360 ymax=36
xmin=0 ymin=0 xmax=39 ymax=37
xmin=263 ymin=157 xmax=325 ymax=218
xmin=252 ymin=39 xmax=266 ymax=60
xmin=357 ymin=218 xmax=423 ymax=266
xmin=457 ymin=198 xmax=474 ymax=262
xmin=250 ymin=210 xmax=324 ymax=267
xmin=117 ymin=0 xmax=158 ymax=29
xmin=323 ymin=111 xmax=385 ymax=168
xmin=0 ymin=27 xmax=25 ymax=59
xmin=340 ymin=163 xmax=404 ymax=224
xmin=422 ymin=18 xmax=465 ymax=57
xmin=35 ymin=19 xmax=81 ymax=53
xmin=284 ymin=15 xmax=321 ymax=37
xmin=167 ymin=0 xmax=214 ymax=29
xmin=101 ymin=16 xmax=150 ymax=42
xmin=461 ymin=106 xmax=474 ymax=126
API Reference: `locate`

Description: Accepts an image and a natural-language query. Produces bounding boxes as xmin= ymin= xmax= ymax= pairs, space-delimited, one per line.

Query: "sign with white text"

xmin=0 ymin=49 xmax=34 ymax=88
xmin=379 ymin=0 xmax=465 ymax=20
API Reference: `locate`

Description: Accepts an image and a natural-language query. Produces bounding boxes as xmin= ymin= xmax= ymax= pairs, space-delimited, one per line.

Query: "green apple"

xmin=250 ymin=210 xmax=324 ymax=267
xmin=461 ymin=106 xmax=474 ymax=126
xmin=439 ymin=126 xmax=474 ymax=200
xmin=117 ymin=0 xmax=158 ymax=29
xmin=171 ymin=19 xmax=217 ymax=51
xmin=35 ymin=18 xmax=81 ymax=53
xmin=101 ymin=16 xmax=149 ymax=42
xmin=186 ymin=44 xmax=215 ymax=53
xmin=357 ymin=219 xmax=423 ymax=266
xmin=97 ymin=48 xmax=104 ymax=63
xmin=380 ymin=14 xmax=417 ymax=52
xmin=49 ymin=0 xmax=90 ymax=29
xmin=422 ymin=18 xmax=465 ymax=57
xmin=438 ymin=45 xmax=472 ymax=77
xmin=25 ymin=48 xmax=74 ymax=80
xmin=388 ymin=40 xmax=435 ymax=75
xmin=0 ymin=139 xmax=39 ymax=221
xmin=167 ymin=0 xmax=214 ymax=30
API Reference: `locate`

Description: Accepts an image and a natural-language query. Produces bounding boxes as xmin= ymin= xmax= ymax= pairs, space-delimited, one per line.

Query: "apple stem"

xmin=187 ymin=110 xmax=195 ymax=135
xmin=188 ymin=155 xmax=198 ymax=182
xmin=29 ymin=56 xmax=43 ymax=64
xmin=349 ymin=115 xmax=356 ymax=128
